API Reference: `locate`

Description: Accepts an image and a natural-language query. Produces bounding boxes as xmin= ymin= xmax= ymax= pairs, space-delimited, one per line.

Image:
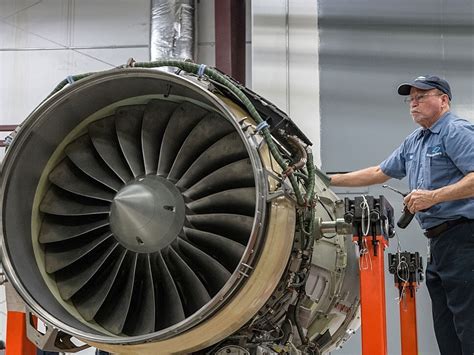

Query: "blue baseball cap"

xmin=397 ymin=75 xmax=452 ymax=100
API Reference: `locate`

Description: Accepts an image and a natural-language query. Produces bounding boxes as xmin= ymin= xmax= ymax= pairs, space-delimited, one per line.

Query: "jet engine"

xmin=0 ymin=61 xmax=360 ymax=354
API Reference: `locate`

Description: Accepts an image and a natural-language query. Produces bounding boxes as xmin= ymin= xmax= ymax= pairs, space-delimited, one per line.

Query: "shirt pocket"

xmin=427 ymin=155 xmax=452 ymax=189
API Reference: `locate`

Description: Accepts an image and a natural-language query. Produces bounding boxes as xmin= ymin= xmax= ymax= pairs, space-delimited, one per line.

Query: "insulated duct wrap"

xmin=150 ymin=0 xmax=195 ymax=61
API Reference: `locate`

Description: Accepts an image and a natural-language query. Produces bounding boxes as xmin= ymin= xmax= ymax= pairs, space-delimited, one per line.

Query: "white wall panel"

xmin=252 ymin=0 xmax=288 ymax=112
xmin=2 ymin=0 xmax=70 ymax=47
xmin=0 ymin=50 xmax=113 ymax=126
xmin=73 ymin=0 xmax=150 ymax=47
xmin=0 ymin=20 xmax=62 ymax=48
xmin=0 ymin=0 xmax=38 ymax=19
xmin=252 ymin=0 xmax=321 ymax=165
xmin=78 ymin=47 xmax=150 ymax=67
xmin=196 ymin=0 xmax=215 ymax=66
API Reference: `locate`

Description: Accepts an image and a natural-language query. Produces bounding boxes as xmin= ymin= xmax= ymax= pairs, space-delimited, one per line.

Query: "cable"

xmin=360 ymin=195 xmax=371 ymax=236
xmin=358 ymin=195 xmax=372 ymax=270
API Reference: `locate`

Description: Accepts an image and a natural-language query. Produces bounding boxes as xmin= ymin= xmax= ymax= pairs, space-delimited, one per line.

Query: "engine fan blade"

xmin=187 ymin=187 xmax=256 ymax=216
xmin=157 ymin=102 xmax=208 ymax=176
xmin=183 ymin=159 xmax=254 ymax=201
xmin=115 ymin=105 xmax=146 ymax=177
xmin=55 ymin=240 xmax=118 ymax=300
xmin=122 ymin=254 xmax=156 ymax=335
xmin=73 ymin=248 xmax=127 ymax=321
xmin=95 ymin=252 xmax=137 ymax=334
xmin=167 ymin=113 xmax=235 ymax=182
xmin=141 ymin=100 xmax=178 ymax=175
xmin=88 ymin=116 xmax=133 ymax=183
xmin=163 ymin=246 xmax=211 ymax=316
xmin=39 ymin=215 xmax=109 ymax=244
xmin=176 ymin=237 xmax=231 ymax=296
xmin=40 ymin=186 xmax=110 ymax=216
xmin=49 ymin=159 xmax=115 ymax=202
xmin=151 ymin=252 xmax=186 ymax=330
xmin=187 ymin=214 xmax=254 ymax=245
xmin=176 ymin=132 xmax=248 ymax=189
xmin=44 ymin=231 xmax=112 ymax=273
xmin=65 ymin=134 xmax=123 ymax=192
xmin=183 ymin=228 xmax=245 ymax=272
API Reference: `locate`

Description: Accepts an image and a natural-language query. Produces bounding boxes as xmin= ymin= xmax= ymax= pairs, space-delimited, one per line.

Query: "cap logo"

xmin=414 ymin=76 xmax=426 ymax=82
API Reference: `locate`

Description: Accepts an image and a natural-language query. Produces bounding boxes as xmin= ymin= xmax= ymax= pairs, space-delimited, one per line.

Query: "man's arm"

xmin=404 ymin=171 xmax=474 ymax=213
xmin=330 ymin=166 xmax=391 ymax=187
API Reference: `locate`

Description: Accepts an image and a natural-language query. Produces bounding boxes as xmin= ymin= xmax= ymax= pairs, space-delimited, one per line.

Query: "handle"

xmin=397 ymin=206 xmax=415 ymax=229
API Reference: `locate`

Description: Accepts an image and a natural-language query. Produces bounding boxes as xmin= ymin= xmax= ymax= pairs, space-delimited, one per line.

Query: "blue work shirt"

xmin=380 ymin=111 xmax=474 ymax=229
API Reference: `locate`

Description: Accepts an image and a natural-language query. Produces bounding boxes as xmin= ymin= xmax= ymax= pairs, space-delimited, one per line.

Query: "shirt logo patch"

xmin=426 ymin=144 xmax=444 ymax=157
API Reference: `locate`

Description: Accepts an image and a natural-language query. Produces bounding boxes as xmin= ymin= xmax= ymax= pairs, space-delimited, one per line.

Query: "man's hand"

xmin=404 ymin=189 xmax=438 ymax=213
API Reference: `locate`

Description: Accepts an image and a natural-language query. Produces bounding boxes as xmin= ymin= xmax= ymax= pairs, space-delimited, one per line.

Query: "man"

xmin=330 ymin=75 xmax=474 ymax=355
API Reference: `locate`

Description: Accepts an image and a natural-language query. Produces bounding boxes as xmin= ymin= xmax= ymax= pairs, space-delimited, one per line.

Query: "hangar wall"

xmin=318 ymin=1 xmax=474 ymax=354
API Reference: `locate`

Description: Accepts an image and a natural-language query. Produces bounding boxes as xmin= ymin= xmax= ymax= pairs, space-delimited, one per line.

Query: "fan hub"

xmin=109 ymin=175 xmax=185 ymax=253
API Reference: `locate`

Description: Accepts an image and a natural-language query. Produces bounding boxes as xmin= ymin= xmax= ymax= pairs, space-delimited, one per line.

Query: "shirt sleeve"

xmin=444 ymin=122 xmax=474 ymax=175
xmin=379 ymin=142 xmax=407 ymax=179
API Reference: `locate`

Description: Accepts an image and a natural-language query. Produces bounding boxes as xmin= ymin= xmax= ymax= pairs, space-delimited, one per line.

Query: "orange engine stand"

xmin=354 ymin=234 xmax=389 ymax=355
xmin=399 ymin=284 xmax=418 ymax=355
xmin=344 ymin=195 xmax=394 ymax=355
xmin=6 ymin=311 xmax=37 ymax=355
xmin=5 ymin=283 xmax=37 ymax=355
xmin=388 ymin=251 xmax=423 ymax=355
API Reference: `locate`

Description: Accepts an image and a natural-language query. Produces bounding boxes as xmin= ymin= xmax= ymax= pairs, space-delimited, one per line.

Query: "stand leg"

xmin=399 ymin=285 xmax=418 ymax=355
xmin=357 ymin=235 xmax=388 ymax=355
xmin=6 ymin=311 xmax=36 ymax=355
xmin=5 ymin=283 xmax=37 ymax=355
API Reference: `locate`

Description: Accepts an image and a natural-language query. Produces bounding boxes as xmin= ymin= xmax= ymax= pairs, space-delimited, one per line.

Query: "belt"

xmin=424 ymin=218 xmax=472 ymax=239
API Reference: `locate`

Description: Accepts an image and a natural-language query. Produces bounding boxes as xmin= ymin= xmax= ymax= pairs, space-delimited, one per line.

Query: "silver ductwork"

xmin=150 ymin=0 xmax=195 ymax=61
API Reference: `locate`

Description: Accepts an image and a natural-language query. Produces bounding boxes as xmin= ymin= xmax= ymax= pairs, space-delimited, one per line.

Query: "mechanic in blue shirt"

xmin=330 ymin=75 xmax=474 ymax=355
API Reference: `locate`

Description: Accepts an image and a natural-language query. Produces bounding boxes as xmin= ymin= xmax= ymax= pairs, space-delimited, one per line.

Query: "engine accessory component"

xmin=1 ymin=61 xmax=360 ymax=354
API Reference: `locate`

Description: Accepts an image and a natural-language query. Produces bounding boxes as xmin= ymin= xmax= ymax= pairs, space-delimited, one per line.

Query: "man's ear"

xmin=442 ymin=94 xmax=450 ymax=107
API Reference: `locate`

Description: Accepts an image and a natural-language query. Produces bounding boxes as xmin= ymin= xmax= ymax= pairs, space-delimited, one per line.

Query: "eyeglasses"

xmin=404 ymin=93 xmax=443 ymax=104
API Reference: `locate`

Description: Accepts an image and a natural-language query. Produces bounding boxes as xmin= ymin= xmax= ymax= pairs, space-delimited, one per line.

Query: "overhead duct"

xmin=0 ymin=62 xmax=360 ymax=354
xmin=150 ymin=0 xmax=195 ymax=61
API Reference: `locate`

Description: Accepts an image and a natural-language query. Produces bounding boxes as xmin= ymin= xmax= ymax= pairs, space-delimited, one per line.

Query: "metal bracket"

xmin=238 ymin=262 xmax=254 ymax=278
xmin=25 ymin=309 xmax=90 ymax=353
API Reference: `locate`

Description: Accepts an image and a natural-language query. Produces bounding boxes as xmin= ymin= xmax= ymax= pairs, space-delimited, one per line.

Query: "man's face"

xmin=408 ymin=87 xmax=447 ymax=128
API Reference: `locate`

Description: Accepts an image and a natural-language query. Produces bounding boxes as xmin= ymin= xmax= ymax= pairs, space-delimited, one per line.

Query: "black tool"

xmin=382 ymin=185 xmax=415 ymax=229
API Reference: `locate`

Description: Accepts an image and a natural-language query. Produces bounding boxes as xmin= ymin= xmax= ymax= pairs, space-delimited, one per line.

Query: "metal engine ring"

xmin=1 ymin=69 xmax=276 ymax=345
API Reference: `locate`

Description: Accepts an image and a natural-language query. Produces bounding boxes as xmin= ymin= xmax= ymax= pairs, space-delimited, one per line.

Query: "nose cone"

xmin=110 ymin=176 xmax=186 ymax=253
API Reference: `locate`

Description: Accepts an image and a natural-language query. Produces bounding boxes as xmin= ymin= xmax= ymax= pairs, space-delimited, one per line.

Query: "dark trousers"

xmin=426 ymin=220 xmax=474 ymax=355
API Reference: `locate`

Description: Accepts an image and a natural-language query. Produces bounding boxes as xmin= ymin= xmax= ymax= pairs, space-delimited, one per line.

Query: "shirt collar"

xmin=416 ymin=111 xmax=451 ymax=139
xmin=428 ymin=111 xmax=450 ymax=134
